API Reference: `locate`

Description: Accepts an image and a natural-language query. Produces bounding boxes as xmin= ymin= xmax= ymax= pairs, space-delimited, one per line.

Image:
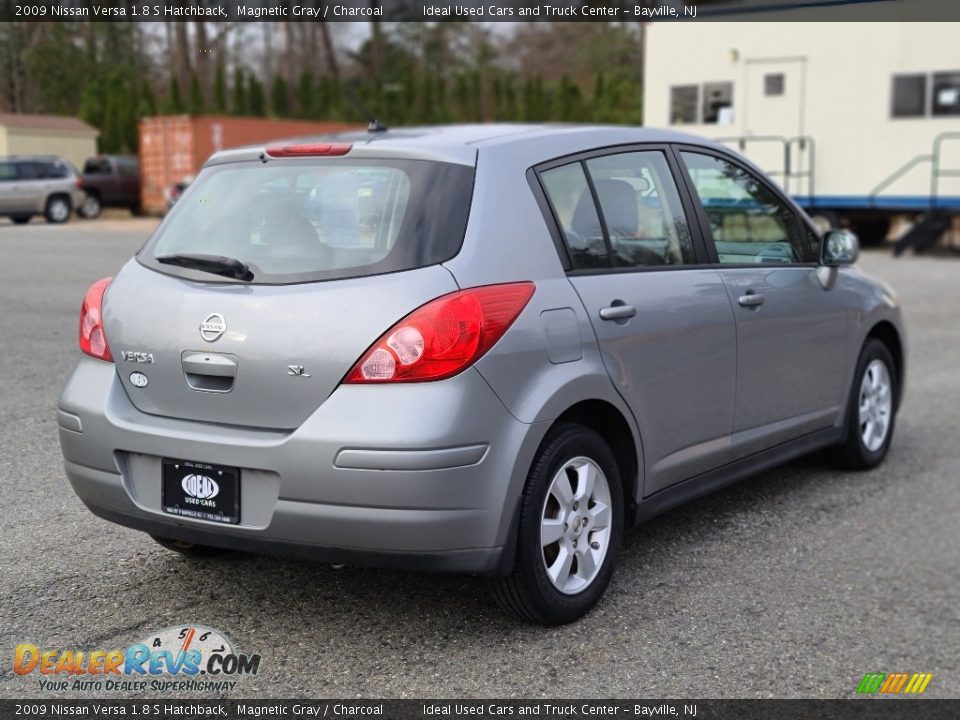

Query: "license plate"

xmin=162 ymin=459 xmax=240 ymax=524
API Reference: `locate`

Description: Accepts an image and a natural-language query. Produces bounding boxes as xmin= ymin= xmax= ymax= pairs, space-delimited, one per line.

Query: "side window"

xmin=584 ymin=151 xmax=695 ymax=267
xmin=46 ymin=162 xmax=69 ymax=179
xmin=0 ymin=163 xmax=16 ymax=182
xmin=540 ymin=162 xmax=609 ymax=269
xmin=680 ymin=151 xmax=807 ymax=265
xmin=83 ymin=158 xmax=111 ymax=175
xmin=16 ymin=162 xmax=45 ymax=180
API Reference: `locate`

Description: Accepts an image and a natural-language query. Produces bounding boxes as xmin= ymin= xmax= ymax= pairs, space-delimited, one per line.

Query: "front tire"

xmin=151 ymin=535 xmax=227 ymax=558
xmin=491 ymin=423 xmax=624 ymax=625
xmin=829 ymin=338 xmax=897 ymax=469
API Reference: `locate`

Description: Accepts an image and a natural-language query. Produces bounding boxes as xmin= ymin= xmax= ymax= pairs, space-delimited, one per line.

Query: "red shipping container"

xmin=138 ymin=115 xmax=359 ymax=214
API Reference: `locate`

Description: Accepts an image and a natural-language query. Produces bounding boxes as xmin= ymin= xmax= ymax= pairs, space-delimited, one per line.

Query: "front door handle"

xmin=738 ymin=291 xmax=764 ymax=308
xmin=599 ymin=303 xmax=637 ymax=321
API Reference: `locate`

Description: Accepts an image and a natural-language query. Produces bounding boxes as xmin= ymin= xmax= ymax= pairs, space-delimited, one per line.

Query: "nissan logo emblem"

xmin=200 ymin=313 xmax=226 ymax=342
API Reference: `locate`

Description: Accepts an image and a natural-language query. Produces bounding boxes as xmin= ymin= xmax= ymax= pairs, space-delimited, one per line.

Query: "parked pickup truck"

xmin=79 ymin=155 xmax=141 ymax=218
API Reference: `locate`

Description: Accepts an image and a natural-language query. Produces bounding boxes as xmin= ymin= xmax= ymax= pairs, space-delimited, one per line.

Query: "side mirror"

xmin=821 ymin=229 xmax=859 ymax=266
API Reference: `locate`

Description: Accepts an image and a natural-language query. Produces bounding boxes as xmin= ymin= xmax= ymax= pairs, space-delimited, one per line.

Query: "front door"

xmin=677 ymin=148 xmax=849 ymax=456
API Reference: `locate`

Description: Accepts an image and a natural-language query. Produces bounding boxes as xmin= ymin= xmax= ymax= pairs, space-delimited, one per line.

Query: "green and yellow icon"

xmin=857 ymin=672 xmax=933 ymax=694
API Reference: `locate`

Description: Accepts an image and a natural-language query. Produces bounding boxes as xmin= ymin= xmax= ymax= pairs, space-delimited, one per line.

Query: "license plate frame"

xmin=161 ymin=459 xmax=240 ymax=525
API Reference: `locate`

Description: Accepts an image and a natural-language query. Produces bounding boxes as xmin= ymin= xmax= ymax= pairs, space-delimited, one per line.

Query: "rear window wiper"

xmin=155 ymin=254 xmax=254 ymax=281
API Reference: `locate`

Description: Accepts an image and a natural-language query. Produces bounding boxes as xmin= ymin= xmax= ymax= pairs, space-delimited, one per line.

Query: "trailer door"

xmin=743 ymin=58 xmax=808 ymax=191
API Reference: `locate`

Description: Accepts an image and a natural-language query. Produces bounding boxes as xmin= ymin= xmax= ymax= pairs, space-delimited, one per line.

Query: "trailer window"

xmin=892 ymin=74 xmax=927 ymax=118
xmin=702 ymin=82 xmax=734 ymax=124
xmin=764 ymin=74 xmax=785 ymax=97
xmin=670 ymin=83 xmax=734 ymax=124
xmin=932 ymin=72 xmax=960 ymax=116
xmin=670 ymin=86 xmax=699 ymax=124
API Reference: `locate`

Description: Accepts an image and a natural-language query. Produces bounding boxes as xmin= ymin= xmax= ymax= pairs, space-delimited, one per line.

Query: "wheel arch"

xmin=865 ymin=320 xmax=904 ymax=408
xmin=552 ymin=399 xmax=641 ymax=520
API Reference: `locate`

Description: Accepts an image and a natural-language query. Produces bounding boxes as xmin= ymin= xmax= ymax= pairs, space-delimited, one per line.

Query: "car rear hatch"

xmin=105 ymin=150 xmax=474 ymax=430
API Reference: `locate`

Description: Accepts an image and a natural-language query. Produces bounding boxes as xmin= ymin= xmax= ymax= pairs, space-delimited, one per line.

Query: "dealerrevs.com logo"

xmin=14 ymin=625 xmax=261 ymax=693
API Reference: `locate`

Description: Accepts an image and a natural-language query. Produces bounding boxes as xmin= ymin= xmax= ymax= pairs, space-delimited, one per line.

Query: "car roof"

xmin=205 ymin=123 xmax=724 ymax=168
xmin=0 ymin=155 xmax=67 ymax=162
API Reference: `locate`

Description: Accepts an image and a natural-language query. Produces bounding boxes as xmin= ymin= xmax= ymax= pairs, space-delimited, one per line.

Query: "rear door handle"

xmin=599 ymin=303 xmax=637 ymax=321
xmin=738 ymin=292 xmax=764 ymax=308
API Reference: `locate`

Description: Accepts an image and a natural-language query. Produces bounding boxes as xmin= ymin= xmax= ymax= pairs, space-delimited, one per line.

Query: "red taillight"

xmin=345 ymin=283 xmax=535 ymax=384
xmin=79 ymin=277 xmax=113 ymax=362
xmin=75 ymin=176 xmax=83 ymax=189
xmin=265 ymin=143 xmax=352 ymax=158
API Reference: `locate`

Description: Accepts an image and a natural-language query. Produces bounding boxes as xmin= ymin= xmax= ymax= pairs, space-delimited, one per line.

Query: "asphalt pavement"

xmin=0 ymin=216 xmax=958 ymax=699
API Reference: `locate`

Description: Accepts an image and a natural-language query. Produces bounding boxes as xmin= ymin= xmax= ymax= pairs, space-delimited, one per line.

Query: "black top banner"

xmin=3 ymin=0 xmax=960 ymax=22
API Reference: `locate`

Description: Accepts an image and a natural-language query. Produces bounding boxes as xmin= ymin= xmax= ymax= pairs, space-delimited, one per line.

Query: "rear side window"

xmin=584 ymin=151 xmax=695 ymax=267
xmin=540 ymin=150 xmax=694 ymax=270
xmin=0 ymin=163 xmax=15 ymax=181
xmin=46 ymin=161 xmax=69 ymax=179
xmin=16 ymin=162 xmax=45 ymax=180
xmin=540 ymin=163 xmax=609 ymax=269
xmin=141 ymin=158 xmax=474 ymax=284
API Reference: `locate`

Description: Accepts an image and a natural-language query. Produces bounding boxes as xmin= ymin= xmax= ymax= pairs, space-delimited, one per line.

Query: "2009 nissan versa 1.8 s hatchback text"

xmin=59 ymin=125 xmax=905 ymax=624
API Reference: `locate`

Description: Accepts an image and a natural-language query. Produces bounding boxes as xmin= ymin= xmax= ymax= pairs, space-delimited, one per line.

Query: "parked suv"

xmin=58 ymin=125 xmax=905 ymax=624
xmin=0 ymin=156 xmax=85 ymax=224
xmin=79 ymin=155 xmax=141 ymax=218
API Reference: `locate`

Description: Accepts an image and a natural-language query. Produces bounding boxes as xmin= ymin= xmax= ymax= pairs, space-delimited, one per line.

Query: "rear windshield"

xmin=140 ymin=157 xmax=475 ymax=284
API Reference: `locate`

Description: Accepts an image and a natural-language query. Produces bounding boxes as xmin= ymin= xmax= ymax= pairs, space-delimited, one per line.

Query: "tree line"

xmin=0 ymin=21 xmax=645 ymax=154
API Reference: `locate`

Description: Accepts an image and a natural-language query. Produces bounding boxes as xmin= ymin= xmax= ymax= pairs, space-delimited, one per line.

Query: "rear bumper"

xmin=59 ymin=358 xmax=546 ymax=575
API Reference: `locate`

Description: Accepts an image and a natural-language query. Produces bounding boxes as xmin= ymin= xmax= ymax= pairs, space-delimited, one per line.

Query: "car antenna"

xmin=344 ymin=85 xmax=387 ymax=133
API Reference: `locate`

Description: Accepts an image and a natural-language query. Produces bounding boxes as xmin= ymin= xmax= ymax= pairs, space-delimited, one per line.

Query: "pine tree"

xmin=297 ymin=72 xmax=315 ymax=118
xmin=271 ymin=74 xmax=290 ymax=117
xmin=188 ymin=71 xmax=204 ymax=115
xmin=165 ymin=77 xmax=184 ymax=114
xmin=232 ymin=67 xmax=247 ymax=115
xmin=212 ymin=63 xmax=228 ymax=114
xmin=248 ymin=74 xmax=266 ymax=116
xmin=139 ymin=80 xmax=157 ymax=118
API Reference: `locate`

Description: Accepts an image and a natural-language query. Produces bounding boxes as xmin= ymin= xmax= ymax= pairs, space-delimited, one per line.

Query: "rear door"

xmin=537 ymin=147 xmax=738 ymax=495
xmin=676 ymin=147 xmax=849 ymax=453
xmin=11 ymin=162 xmax=50 ymax=212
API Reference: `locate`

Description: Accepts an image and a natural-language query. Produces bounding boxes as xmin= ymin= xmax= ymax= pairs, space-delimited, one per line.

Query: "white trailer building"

xmin=644 ymin=22 xmax=960 ymax=247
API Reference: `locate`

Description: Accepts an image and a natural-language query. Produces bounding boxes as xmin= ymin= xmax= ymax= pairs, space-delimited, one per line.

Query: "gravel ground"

xmin=0 ymin=217 xmax=957 ymax=699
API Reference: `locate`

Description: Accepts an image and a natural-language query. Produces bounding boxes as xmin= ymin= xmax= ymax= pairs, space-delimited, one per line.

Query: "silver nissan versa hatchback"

xmin=59 ymin=125 xmax=905 ymax=624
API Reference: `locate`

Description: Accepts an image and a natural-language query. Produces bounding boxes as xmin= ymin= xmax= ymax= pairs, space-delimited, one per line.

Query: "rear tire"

xmin=490 ymin=423 xmax=624 ymax=625
xmin=44 ymin=195 xmax=71 ymax=224
xmin=10 ymin=215 xmax=31 ymax=225
xmin=151 ymin=535 xmax=227 ymax=558
xmin=828 ymin=338 xmax=897 ymax=469
xmin=79 ymin=193 xmax=102 ymax=219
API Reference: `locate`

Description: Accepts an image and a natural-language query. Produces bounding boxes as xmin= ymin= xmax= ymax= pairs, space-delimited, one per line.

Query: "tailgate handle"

xmin=181 ymin=352 xmax=238 ymax=378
